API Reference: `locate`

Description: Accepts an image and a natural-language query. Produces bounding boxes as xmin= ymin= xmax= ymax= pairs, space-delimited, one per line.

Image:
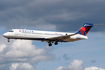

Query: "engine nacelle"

xmin=70 ymin=34 xmax=88 ymax=40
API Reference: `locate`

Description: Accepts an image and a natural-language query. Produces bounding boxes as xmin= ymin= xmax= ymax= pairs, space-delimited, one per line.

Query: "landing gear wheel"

xmin=54 ymin=41 xmax=58 ymax=45
xmin=49 ymin=43 xmax=52 ymax=46
xmin=7 ymin=38 xmax=10 ymax=42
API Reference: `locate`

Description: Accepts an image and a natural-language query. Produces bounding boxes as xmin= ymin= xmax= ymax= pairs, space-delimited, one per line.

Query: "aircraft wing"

xmin=45 ymin=33 xmax=78 ymax=41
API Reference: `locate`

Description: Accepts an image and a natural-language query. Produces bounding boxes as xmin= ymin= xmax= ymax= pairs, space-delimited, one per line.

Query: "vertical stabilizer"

xmin=76 ymin=23 xmax=93 ymax=36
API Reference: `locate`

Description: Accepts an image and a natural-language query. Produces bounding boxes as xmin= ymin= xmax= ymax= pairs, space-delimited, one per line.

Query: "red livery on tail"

xmin=76 ymin=23 xmax=93 ymax=36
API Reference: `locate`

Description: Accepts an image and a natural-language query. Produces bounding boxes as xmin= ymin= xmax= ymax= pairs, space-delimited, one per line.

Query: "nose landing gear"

xmin=7 ymin=38 xmax=10 ymax=42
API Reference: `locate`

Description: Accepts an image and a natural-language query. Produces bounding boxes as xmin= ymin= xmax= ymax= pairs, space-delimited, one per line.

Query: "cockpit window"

xmin=9 ymin=30 xmax=14 ymax=32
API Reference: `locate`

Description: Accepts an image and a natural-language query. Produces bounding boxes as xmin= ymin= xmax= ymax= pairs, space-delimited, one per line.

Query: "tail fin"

xmin=76 ymin=23 xmax=93 ymax=36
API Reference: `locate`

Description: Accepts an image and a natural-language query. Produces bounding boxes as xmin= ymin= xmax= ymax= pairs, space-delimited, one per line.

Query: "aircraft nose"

xmin=3 ymin=33 xmax=9 ymax=37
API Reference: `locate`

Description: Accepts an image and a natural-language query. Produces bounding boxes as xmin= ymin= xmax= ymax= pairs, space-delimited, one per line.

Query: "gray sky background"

xmin=0 ymin=0 xmax=105 ymax=32
xmin=0 ymin=0 xmax=105 ymax=70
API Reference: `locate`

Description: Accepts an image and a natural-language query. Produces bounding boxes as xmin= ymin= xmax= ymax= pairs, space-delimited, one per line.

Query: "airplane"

xmin=3 ymin=23 xmax=96 ymax=46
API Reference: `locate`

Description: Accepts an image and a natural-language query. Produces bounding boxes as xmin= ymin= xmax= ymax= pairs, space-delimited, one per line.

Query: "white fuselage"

xmin=3 ymin=29 xmax=88 ymax=42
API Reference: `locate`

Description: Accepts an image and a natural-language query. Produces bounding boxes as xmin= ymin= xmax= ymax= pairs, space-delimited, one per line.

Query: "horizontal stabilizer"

xmin=93 ymin=24 xmax=103 ymax=26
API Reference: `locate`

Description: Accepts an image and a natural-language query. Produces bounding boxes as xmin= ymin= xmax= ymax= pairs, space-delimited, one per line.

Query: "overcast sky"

xmin=0 ymin=0 xmax=105 ymax=32
xmin=0 ymin=0 xmax=105 ymax=70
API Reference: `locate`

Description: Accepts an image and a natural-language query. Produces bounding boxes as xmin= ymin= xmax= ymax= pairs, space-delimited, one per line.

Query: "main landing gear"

xmin=49 ymin=43 xmax=52 ymax=46
xmin=54 ymin=41 xmax=58 ymax=45
xmin=48 ymin=41 xmax=58 ymax=46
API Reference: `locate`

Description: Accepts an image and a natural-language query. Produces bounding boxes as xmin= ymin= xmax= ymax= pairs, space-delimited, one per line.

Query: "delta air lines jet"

xmin=3 ymin=23 xmax=94 ymax=46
